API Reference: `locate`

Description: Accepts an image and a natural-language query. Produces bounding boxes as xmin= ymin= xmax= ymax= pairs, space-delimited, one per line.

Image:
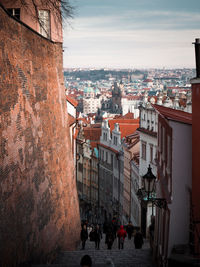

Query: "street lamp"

xmin=137 ymin=165 xmax=167 ymax=209
xmin=142 ymin=165 xmax=156 ymax=201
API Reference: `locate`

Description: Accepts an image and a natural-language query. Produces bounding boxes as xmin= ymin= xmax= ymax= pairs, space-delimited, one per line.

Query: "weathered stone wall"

xmin=0 ymin=6 xmax=80 ymax=266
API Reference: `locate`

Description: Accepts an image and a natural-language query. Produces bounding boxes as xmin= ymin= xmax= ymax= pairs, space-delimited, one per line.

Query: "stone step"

xmin=32 ymin=236 xmax=155 ymax=267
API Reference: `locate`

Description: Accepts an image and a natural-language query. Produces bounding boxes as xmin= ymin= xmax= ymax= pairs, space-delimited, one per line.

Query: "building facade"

xmin=153 ymin=105 xmax=192 ymax=266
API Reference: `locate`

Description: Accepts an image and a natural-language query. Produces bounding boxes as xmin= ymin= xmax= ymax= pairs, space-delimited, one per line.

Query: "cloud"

xmin=63 ymin=5 xmax=199 ymax=68
xmin=63 ymin=28 xmax=197 ymax=68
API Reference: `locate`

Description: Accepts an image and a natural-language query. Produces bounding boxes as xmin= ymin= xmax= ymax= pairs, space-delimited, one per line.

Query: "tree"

xmin=0 ymin=0 xmax=74 ymax=39
xmin=0 ymin=0 xmax=74 ymax=27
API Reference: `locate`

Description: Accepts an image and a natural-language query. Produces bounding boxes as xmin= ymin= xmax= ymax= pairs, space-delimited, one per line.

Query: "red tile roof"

xmin=114 ymin=112 xmax=134 ymax=119
xmin=108 ymin=119 xmax=139 ymax=138
xmin=66 ymin=95 xmax=78 ymax=107
xmin=153 ymin=104 xmax=192 ymax=125
xmin=68 ymin=114 xmax=76 ymax=126
xmin=73 ymin=129 xmax=79 ymax=139
xmin=83 ymin=127 xmax=102 ymax=142
xmin=98 ymin=143 xmax=119 ymax=154
xmin=137 ymin=127 xmax=157 ymax=137
xmin=90 ymin=141 xmax=99 ymax=149
xmin=122 ymin=112 xmax=134 ymax=119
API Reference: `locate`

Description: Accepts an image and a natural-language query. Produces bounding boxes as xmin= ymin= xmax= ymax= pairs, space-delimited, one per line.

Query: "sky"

xmin=63 ymin=0 xmax=200 ymax=69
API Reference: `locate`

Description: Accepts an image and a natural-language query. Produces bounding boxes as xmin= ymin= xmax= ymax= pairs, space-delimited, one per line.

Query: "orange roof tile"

xmin=122 ymin=112 xmax=134 ymax=119
xmin=73 ymin=129 xmax=79 ymax=139
xmin=66 ymin=95 xmax=78 ymax=107
xmin=68 ymin=114 xmax=76 ymax=126
xmin=153 ymin=104 xmax=192 ymax=125
xmin=83 ymin=127 xmax=102 ymax=142
xmin=108 ymin=119 xmax=139 ymax=138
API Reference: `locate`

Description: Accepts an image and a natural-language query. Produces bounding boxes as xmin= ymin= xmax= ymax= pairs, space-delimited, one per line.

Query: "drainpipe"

xmin=193 ymin=38 xmax=200 ymax=78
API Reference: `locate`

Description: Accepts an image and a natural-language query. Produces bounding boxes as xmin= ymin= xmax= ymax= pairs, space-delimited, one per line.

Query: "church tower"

xmin=111 ymin=81 xmax=122 ymax=114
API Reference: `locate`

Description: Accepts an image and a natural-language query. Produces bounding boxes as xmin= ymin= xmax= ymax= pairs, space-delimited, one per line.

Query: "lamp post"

xmin=137 ymin=165 xmax=167 ymax=207
xmin=137 ymin=165 xmax=167 ymax=237
xmin=142 ymin=165 xmax=156 ymax=201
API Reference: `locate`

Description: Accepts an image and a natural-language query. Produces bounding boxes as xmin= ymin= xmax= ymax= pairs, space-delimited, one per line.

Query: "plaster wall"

xmin=168 ymin=121 xmax=192 ymax=257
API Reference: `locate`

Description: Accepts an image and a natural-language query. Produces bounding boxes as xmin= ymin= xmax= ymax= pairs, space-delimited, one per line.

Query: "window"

xmin=142 ymin=142 xmax=146 ymax=160
xmin=111 ymin=154 xmax=113 ymax=169
xmin=7 ymin=8 xmax=20 ymax=20
xmin=167 ymin=135 xmax=171 ymax=172
xmin=38 ymin=10 xmax=50 ymax=38
xmin=114 ymin=136 xmax=118 ymax=145
xmin=106 ymin=152 xmax=108 ymax=162
xmin=103 ymin=132 xmax=107 ymax=141
xmin=150 ymin=144 xmax=153 ymax=163
xmin=78 ymin=163 xmax=83 ymax=172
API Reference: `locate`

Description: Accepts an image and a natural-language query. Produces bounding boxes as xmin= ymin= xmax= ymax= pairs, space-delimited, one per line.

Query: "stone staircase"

xmin=32 ymin=236 xmax=155 ymax=267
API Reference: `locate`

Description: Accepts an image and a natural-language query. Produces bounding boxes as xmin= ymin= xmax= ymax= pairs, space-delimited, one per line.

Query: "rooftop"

xmin=66 ymin=95 xmax=78 ymax=107
xmin=108 ymin=119 xmax=139 ymax=138
xmin=153 ymin=104 xmax=192 ymax=125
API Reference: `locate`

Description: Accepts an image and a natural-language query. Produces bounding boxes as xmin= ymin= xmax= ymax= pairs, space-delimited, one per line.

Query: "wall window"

xmin=142 ymin=142 xmax=146 ymax=160
xmin=38 ymin=10 xmax=50 ymax=39
xmin=150 ymin=144 xmax=153 ymax=163
xmin=167 ymin=135 xmax=171 ymax=171
xmin=111 ymin=154 xmax=113 ymax=169
xmin=7 ymin=8 xmax=20 ymax=20
xmin=103 ymin=132 xmax=107 ymax=141
xmin=114 ymin=136 xmax=118 ymax=145
xmin=106 ymin=152 xmax=108 ymax=163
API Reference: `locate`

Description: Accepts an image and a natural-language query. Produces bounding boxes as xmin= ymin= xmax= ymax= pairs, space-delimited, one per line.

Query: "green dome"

xmin=84 ymin=87 xmax=94 ymax=93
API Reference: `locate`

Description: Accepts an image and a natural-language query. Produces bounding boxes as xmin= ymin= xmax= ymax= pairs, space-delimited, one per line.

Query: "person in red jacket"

xmin=117 ymin=225 xmax=127 ymax=249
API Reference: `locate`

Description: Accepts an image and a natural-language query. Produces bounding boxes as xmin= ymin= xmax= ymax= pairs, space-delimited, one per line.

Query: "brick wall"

xmin=0 ymin=6 xmax=80 ymax=266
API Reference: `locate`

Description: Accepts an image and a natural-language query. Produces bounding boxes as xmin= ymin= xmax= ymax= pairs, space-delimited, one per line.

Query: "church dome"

xmin=84 ymin=86 xmax=94 ymax=94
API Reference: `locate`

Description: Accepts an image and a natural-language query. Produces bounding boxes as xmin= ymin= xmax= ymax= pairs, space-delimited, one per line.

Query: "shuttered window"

xmin=38 ymin=10 xmax=50 ymax=39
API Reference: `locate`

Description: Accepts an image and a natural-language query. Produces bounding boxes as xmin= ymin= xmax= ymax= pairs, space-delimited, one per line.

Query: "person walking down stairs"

xmin=81 ymin=224 xmax=88 ymax=250
xmin=117 ymin=225 xmax=127 ymax=249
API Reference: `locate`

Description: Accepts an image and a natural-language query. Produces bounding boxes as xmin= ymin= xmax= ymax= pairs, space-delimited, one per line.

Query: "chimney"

xmin=193 ymin=38 xmax=200 ymax=78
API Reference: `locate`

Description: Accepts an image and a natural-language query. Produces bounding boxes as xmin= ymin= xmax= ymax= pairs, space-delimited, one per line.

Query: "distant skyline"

xmin=63 ymin=0 xmax=200 ymax=69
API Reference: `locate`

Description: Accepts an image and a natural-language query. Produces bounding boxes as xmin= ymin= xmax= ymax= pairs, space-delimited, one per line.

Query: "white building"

xmin=121 ymin=96 xmax=141 ymax=118
xmin=98 ymin=120 xmax=124 ymax=222
xmin=83 ymin=86 xmax=102 ymax=114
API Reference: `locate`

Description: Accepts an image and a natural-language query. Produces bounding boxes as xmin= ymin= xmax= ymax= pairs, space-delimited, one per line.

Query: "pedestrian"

xmin=80 ymin=254 xmax=92 ymax=267
xmin=134 ymin=228 xmax=144 ymax=249
xmin=94 ymin=224 xmax=102 ymax=249
xmin=117 ymin=225 xmax=127 ymax=249
xmin=105 ymin=226 xmax=115 ymax=250
xmin=81 ymin=224 xmax=88 ymax=250
xmin=89 ymin=226 xmax=95 ymax=242
xmin=126 ymin=221 xmax=134 ymax=240
xmin=111 ymin=217 xmax=118 ymax=239
xmin=149 ymin=217 xmax=155 ymax=250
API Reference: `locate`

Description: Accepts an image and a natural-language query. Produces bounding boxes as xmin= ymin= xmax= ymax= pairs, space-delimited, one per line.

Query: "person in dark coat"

xmin=117 ymin=225 xmax=127 ymax=249
xmin=93 ymin=224 xmax=102 ymax=249
xmin=89 ymin=226 xmax=95 ymax=242
xmin=126 ymin=221 xmax=134 ymax=240
xmin=81 ymin=224 xmax=88 ymax=250
xmin=134 ymin=229 xmax=144 ymax=249
xmin=105 ymin=226 xmax=115 ymax=250
xmin=80 ymin=254 xmax=92 ymax=267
